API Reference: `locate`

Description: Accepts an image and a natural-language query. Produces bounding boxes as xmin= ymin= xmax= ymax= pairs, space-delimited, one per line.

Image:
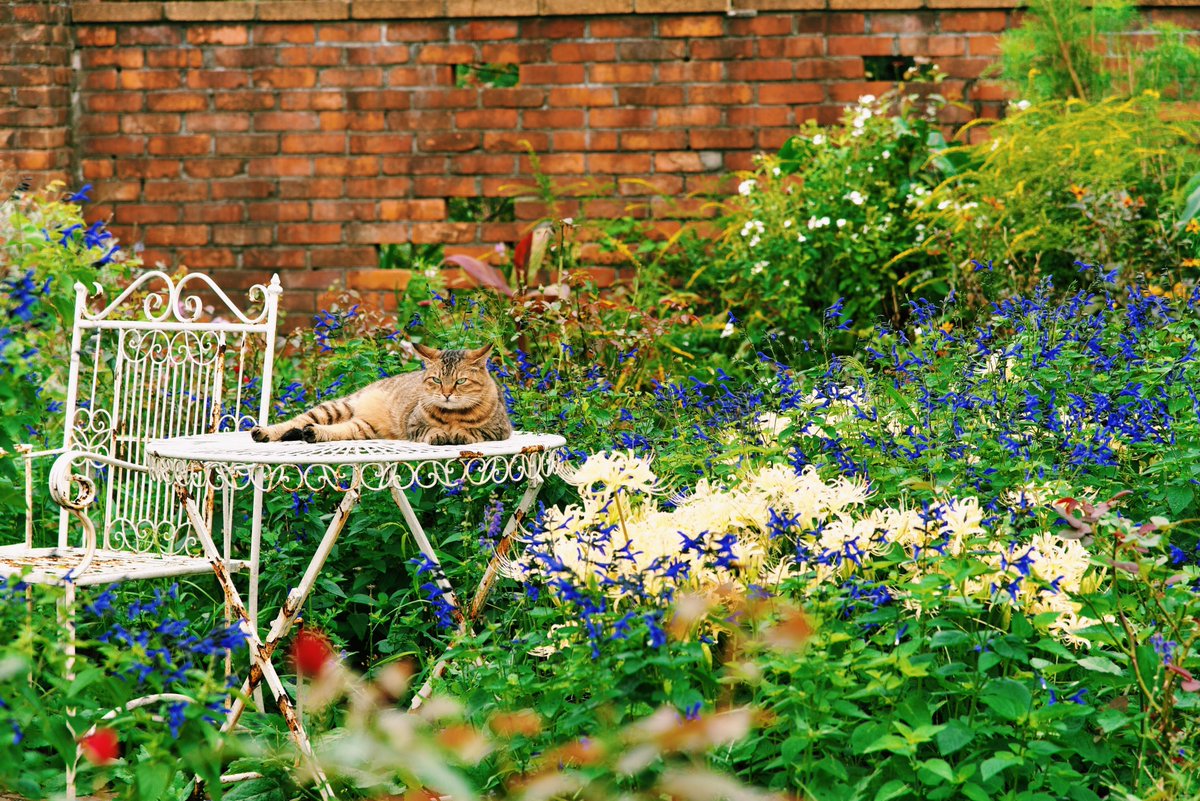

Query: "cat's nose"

xmin=442 ymin=391 xmax=453 ymax=401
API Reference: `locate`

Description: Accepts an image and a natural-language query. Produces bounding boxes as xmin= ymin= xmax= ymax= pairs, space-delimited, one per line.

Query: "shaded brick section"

xmin=23 ymin=0 xmax=1176 ymax=314
xmin=0 ymin=2 xmax=73 ymax=184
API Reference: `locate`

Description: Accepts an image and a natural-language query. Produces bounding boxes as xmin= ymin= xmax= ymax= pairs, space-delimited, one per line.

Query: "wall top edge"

xmin=72 ymin=0 xmax=1052 ymax=25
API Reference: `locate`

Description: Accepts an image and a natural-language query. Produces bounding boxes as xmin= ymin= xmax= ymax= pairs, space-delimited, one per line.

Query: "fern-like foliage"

xmin=999 ymin=0 xmax=1200 ymax=101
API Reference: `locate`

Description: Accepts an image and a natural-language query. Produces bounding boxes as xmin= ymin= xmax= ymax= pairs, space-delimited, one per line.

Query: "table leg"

xmin=175 ymin=483 xmax=346 ymax=801
xmin=408 ymin=477 xmax=544 ymax=710
xmin=389 ymin=485 xmax=464 ymax=625
xmin=221 ymin=481 xmax=362 ymax=734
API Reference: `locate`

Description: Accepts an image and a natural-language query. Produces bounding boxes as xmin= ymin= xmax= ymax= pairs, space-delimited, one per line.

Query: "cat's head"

xmin=413 ymin=343 xmax=495 ymax=409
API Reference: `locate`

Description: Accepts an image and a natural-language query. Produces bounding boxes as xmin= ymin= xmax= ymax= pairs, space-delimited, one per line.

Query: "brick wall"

xmin=6 ymin=1 xmax=1197 ymax=317
xmin=1 ymin=2 xmax=73 ymax=185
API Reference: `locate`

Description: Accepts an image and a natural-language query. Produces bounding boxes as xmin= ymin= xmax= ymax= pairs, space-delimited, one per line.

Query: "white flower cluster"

xmin=511 ymin=450 xmax=1109 ymax=649
xmin=740 ymin=218 xmax=765 ymax=248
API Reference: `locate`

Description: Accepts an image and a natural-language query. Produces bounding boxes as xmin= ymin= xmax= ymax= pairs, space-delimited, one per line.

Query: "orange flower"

xmin=939 ymin=322 xmax=954 ymax=333
xmin=1182 ymin=258 xmax=1200 ymax=268
xmin=1186 ymin=218 xmax=1200 ymax=234
xmin=1068 ymin=185 xmax=1087 ymax=201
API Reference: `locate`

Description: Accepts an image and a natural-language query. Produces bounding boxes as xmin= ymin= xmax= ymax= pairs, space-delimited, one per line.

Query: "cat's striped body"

xmin=250 ymin=344 xmax=512 ymax=445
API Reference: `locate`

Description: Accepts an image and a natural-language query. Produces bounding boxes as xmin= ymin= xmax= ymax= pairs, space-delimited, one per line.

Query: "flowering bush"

xmin=679 ymin=87 xmax=958 ymax=355
xmin=920 ymin=95 xmax=1200 ymax=303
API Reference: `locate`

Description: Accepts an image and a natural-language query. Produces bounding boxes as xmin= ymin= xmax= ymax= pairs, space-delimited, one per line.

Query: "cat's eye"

xmin=456 ymin=378 xmax=466 ymax=385
xmin=431 ymin=377 xmax=441 ymax=385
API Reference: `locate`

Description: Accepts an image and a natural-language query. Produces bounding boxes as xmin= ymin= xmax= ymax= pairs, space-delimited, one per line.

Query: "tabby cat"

xmin=250 ymin=343 xmax=512 ymax=445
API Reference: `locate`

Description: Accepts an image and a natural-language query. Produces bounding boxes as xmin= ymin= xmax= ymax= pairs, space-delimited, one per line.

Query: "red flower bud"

xmin=290 ymin=628 xmax=334 ymax=678
xmin=81 ymin=728 xmax=119 ymax=765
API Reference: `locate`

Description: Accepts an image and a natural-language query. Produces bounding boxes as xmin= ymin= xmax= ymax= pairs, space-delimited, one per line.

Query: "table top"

xmin=147 ymin=430 xmax=567 ymax=467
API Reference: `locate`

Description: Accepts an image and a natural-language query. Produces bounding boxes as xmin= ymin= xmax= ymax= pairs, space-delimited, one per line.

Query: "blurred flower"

xmin=291 ymin=628 xmax=335 ymax=677
xmin=81 ymin=728 xmax=119 ymax=765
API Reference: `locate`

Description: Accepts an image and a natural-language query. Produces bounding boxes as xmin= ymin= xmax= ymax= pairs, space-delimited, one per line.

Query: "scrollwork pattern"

xmin=78 ymin=270 xmax=281 ymax=327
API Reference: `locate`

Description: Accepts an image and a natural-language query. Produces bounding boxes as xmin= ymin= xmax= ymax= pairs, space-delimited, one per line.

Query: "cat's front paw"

xmin=421 ymin=430 xmax=448 ymax=446
xmin=250 ymin=426 xmax=270 ymax=443
xmin=301 ymin=425 xmax=320 ymax=443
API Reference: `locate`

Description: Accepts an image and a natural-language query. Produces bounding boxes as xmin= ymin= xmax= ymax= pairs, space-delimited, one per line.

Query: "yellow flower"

xmin=939 ymin=322 xmax=954 ymax=333
xmin=1185 ymin=218 xmax=1200 ymax=234
xmin=1068 ymin=185 xmax=1087 ymax=201
xmin=1182 ymin=259 xmax=1200 ymax=268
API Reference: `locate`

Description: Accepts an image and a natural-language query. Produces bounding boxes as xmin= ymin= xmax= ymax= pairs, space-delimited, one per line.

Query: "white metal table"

xmin=146 ymin=430 xmax=565 ymax=799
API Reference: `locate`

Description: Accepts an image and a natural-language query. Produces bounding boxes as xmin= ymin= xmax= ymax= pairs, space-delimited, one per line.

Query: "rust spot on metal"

xmin=520 ymin=444 xmax=546 ymax=454
xmin=458 ymin=450 xmax=485 ymax=460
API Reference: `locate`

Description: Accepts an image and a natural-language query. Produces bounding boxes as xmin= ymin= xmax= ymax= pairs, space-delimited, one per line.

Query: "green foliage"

xmin=998 ymin=0 xmax=1200 ymax=102
xmin=679 ymin=87 xmax=959 ymax=357
xmin=922 ymin=95 xmax=1200 ymax=299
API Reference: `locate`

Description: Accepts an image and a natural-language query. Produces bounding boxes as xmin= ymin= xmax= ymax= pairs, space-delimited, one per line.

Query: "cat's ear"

xmin=412 ymin=342 xmax=441 ymax=362
xmin=465 ymin=343 xmax=494 ymax=363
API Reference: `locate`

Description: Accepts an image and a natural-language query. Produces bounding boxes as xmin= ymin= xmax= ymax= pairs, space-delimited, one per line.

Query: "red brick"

xmin=76 ymin=27 xmax=117 ymax=47
xmin=549 ymin=87 xmax=615 ymax=108
xmin=248 ymin=156 xmax=313 ymax=177
xmin=188 ymin=112 xmax=252 ymax=132
xmin=216 ymin=134 xmax=279 ymax=155
xmin=454 ymin=20 xmax=519 ymax=40
xmin=829 ymin=81 xmax=899 ymax=102
xmin=244 ymin=248 xmax=307 ymax=269
xmin=618 ymin=40 xmax=687 ymax=61
xmin=145 ymin=49 xmax=203 ymax=68
xmin=589 ymin=63 xmax=654 ymax=84
xmin=318 ymin=23 xmax=381 ymax=42
xmin=412 ymin=222 xmax=474 ymax=244
xmin=550 ymin=42 xmax=617 ymax=63
xmin=350 ymin=134 xmax=410 ymax=153
xmin=176 ymin=248 xmax=237 ymax=269
xmin=313 ymin=155 xmax=381 ymax=174
xmin=321 ymin=67 xmax=384 ymax=87
xmin=215 ymin=92 xmax=277 ymax=111
xmin=871 ymin=11 xmax=934 ymax=32
xmin=414 ymin=176 xmax=476 ymax=196
xmin=451 ymin=154 xmax=516 ymax=174
xmin=188 ymin=70 xmax=251 ymax=90
xmin=147 ymin=93 xmax=208 ymax=112
xmin=256 ymin=24 xmax=317 ymax=44
xmin=939 ymin=57 xmax=990 ymax=79
xmin=483 ymin=130 xmax=549 ymax=152
xmin=728 ymin=106 xmax=791 ymax=126
xmin=759 ymin=84 xmax=826 ymax=104
xmin=183 ymin=204 xmax=246 ymax=224
xmin=729 ymin=14 xmax=792 ymax=36
xmin=519 ymin=64 xmax=585 ymax=84
xmin=479 ymin=88 xmax=544 ymax=108
xmin=310 ymin=247 xmax=376 ymax=268
xmin=688 ymin=38 xmax=753 ymax=59
xmin=213 ymin=47 xmax=276 ymax=68
xmin=348 ymin=90 xmax=414 ymax=110
xmin=729 ymin=60 xmax=793 ymax=81
xmin=829 ymin=36 xmax=895 ymax=56
xmin=144 ymin=225 xmax=210 ymax=247
xmin=689 ymin=128 xmax=755 ymax=149
xmin=587 ymin=153 xmax=650 ymax=173
xmin=658 ymin=106 xmax=723 ymax=126
xmin=523 ymin=18 xmax=584 ymax=38
xmin=187 ymin=25 xmax=248 ymax=46
xmin=279 ymin=224 xmax=343 ymax=244
xmin=148 ymin=135 xmax=212 ymax=156
xmin=416 ymin=43 xmax=476 ymax=64
xmin=119 ymin=69 xmax=181 ymax=90
xmin=312 ymin=200 xmax=376 ymax=221
xmin=120 ymin=113 xmax=181 ymax=135
xmin=282 ymin=132 xmax=346 ymax=153
xmin=283 ymin=91 xmax=346 ymax=111
xmin=253 ymin=67 xmax=317 ymax=89
xmin=454 ymin=108 xmax=517 ymax=128
xmin=117 ymin=159 xmax=183 ymax=180
xmin=183 ymin=159 xmax=246 ymax=179
xmin=899 ymin=34 xmax=966 ymax=56
xmin=212 ymin=179 xmax=275 ymax=199
xmin=590 ymin=107 xmax=655 ymax=127
xmin=411 ymin=87 xmax=476 ymax=108
xmin=969 ymin=34 xmax=1002 ymax=56
xmin=255 ymin=111 xmax=320 ymax=130
xmin=658 ymin=61 xmax=724 ymax=82
xmin=118 ymin=25 xmax=180 ymax=46
xmin=80 ymin=49 xmax=145 ymax=69
xmin=85 ymin=92 xmax=142 ymax=114
xmin=795 ymin=58 xmax=864 ymax=80
xmin=617 ymin=85 xmax=684 ymax=106
xmin=653 ymin=152 xmax=706 ymax=172
xmin=347 ymin=267 xmax=411 ymax=286
xmin=249 ymin=201 xmax=310 ymax=221
xmin=346 ymin=177 xmax=412 ymax=196
xmin=420 ymin=131 xmax=481 ymax=152
xmin=620 ymin=130 xmax=686 ymax=150
xmin=214 ymin=226 xmax=275 ymax=246
xmin=689 ymin=84 xmax=753 ymax=105
xmin=385 ymin=21 xmax=451 ymax=42
xmin=348 ymin=45 xmax=411 ymax=64
xmin=589 ymin=17 xmax=653 ymax=37
xmin=617 ymin=175 xmax=682 ymax=195
xmin=660 ymin=16 xmax=724 ymax=37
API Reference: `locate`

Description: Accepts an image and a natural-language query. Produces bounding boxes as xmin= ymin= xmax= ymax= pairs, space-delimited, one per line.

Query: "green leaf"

xmin=980 ymin=753 xmax=1022 ymax=783
xmin=863 ymin=733 xmax=914 ymax=755
xmin=1076 ymin=655 xmax=1123 ymax=675
xmin=936 ymin=719 xmax=975 ymax=756
xmin=919 ymin=758 xmax=956 ymax=785
xmin=225 ymin=778 xmax=288 ymax=801
xmin=874 ymin=779 xmax=910 ymax=801
xmin=980 ymin=678 xmax=1031 ymax=721
xmin=1165 ymin=483 xmax=1194 ymax=515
